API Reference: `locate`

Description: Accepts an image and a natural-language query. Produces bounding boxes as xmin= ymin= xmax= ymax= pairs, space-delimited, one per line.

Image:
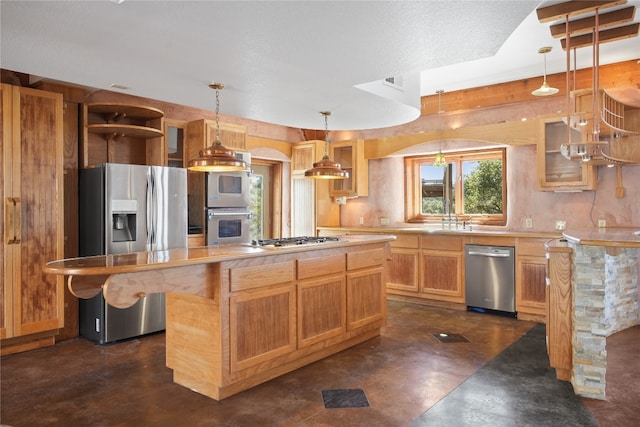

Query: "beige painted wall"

xmin=338 ymin=145 xmax=640 ymax=231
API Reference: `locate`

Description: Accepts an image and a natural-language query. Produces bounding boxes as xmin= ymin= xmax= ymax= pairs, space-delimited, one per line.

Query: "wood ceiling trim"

xmin=549 ymin=6 xmax=636 ymax=38
xmin=536 ymin=0 xmax=627 ymax=23
xmin=560 ymin=23 xmax=639 ymax=49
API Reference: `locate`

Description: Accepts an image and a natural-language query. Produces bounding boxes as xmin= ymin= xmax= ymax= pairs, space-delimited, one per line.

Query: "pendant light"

xmin=304 ymin=111 xmax=348 ymax=180
xmin=433 ymin=90 xmax=447 ymax=167
xmin=187 ymin=83 xmax=249 ymax=172
xmin=531 ymin=47 xmax=559 ymax=96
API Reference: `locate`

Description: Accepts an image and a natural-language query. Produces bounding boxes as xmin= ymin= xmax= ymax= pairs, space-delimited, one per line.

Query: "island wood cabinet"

xmin=1 ymin=84 xmax=65 ymax=355
xmin=515 ymin=237 xmax=548 ymax=322
xmin=165 ymin=241 xmax=388 ymax=400
xmin=329 ymin=139 xmax=368 ymax=198
xmin=545 ymin=239 xmax=573 ymax=381
xmin=537 ymin=114 xmax=596 ymax=191
xmin=82 ymin=103 xmax=165 ymax=168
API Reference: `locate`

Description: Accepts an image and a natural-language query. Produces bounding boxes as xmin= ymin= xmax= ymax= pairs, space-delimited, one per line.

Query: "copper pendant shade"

xmin=187 ymin=83 xmax=249 ymax=172
xmin=304 ymin=112 xmax=348 ymax=180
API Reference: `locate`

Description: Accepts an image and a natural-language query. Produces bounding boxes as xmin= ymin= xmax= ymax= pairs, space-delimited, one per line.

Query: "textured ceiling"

xmin=1 ymin=1 xmax=638 ymax=131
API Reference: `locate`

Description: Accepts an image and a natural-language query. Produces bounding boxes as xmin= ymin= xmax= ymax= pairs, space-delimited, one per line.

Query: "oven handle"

xmin=207 ymin=210 xmax=252 ymax=218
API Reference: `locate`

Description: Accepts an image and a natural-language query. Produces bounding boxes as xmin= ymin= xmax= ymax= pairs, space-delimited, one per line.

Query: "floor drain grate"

xmin=433 ymin=333 xmax=470 ymax=343
xmin=321 ymin=388 xmax=370 ymax=409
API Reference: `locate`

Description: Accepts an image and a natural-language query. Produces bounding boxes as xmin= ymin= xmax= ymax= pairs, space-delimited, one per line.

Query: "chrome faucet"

xmin=441 ymin=199 xmax=458 ymax=230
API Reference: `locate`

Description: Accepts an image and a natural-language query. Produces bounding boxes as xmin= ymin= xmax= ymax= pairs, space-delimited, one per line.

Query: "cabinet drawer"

xmin=517 ymin=238 xmax=548 ymax=257
xmin=347 ymin=248 xmax=385 ymax=271
xmin=230 ymin=260 xmax=295 ymax=292
xmin=298 ymin=254 xmax=345 ymax=280
xmin=391 ymin=234 xmax=420 ymax=249
xmin=421 ymin=235 xmax=462 ymax=251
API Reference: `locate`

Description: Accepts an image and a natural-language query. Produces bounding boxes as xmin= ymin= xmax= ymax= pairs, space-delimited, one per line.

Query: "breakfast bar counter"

xmin=45 ymin=234 xmax=395 ymax=400
xmin=560 ymin=228 xmax=639 ymax=400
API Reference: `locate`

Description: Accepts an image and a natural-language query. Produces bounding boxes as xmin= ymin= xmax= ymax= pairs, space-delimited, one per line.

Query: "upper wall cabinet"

xmin=329 ymin=139 xmax=368 ymax=198
xmin=82 ymin=103 xmax=165 ymax=167
xmin=536 ymin=114 xmax=596 ymax=191
xmin=186 ymin=119 xmax=247 ymax=154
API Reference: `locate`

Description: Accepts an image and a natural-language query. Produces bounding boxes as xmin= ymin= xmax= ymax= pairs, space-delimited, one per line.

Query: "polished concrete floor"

xmin=1 ymin=300 xmax=638 ymax=426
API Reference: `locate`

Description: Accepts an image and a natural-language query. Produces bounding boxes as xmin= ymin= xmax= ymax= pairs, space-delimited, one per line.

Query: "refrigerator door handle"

xmin=146 ymin=170 xmax=154 ymax=251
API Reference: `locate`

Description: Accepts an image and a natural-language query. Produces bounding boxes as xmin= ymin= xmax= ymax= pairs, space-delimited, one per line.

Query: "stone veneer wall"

xmin=571 ymin=244 xmax=639 ymax=400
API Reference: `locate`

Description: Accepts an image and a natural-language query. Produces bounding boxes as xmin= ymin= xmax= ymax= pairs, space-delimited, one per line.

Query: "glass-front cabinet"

xmin=329 ymin=139 xmax=368 ymax=197
xmin=536 ymin=114 xmax=596 ymax=191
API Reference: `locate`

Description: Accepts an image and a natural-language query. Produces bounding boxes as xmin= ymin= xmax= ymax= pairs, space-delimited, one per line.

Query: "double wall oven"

xmin=206 ymin=154 xmax=252 ymax=246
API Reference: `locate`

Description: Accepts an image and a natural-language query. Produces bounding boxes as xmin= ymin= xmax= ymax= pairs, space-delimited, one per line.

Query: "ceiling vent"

xmin=383 ymin=75 xmax=405 ymax=91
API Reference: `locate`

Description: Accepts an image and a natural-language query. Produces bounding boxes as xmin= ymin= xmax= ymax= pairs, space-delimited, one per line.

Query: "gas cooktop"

xmin=249 ymin=236 xmax=340 ymax=248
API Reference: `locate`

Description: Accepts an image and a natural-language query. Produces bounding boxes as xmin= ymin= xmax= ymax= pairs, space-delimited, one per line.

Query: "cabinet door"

xmin=420 ymin=250 xmax=463 ymax=303
xmin=347 ymin=268 xmax=385 ymax=330
xmin=515 ymin=255 xmax=547 ymax=320
xmin=6 ymin=86 xmax=64 ymax=338
xmin=229 ymin=285 xmax=296 ymax=373
xmin=387 ymin=248 xmax=419 ymax=293
xmin=1 ymin=84 xmax=12 ymax=339
xmin=298 ymin=276 xmax=346 ymax=348
xmin=329 ymin=139 xmax=368 ymax=197
xmin=537 ymin=114 xmax=596 ymax=191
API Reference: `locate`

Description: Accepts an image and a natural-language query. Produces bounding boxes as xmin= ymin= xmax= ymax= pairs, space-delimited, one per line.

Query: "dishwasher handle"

xmin=467 ymin=249 xmax=512 ymax=258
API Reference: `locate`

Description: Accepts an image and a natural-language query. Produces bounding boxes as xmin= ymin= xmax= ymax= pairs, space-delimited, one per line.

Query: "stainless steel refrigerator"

xmin=79 ymin=163 xmax=187 ymax=344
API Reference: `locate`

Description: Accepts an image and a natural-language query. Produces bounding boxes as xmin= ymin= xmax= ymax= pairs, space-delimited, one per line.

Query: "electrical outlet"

xmin=525 ymin=218 xmax=533 ymax=229
xmin=598 ymin=219 xmax=606 ymax=228
xmin=335 ymin=196 xmax=347 ymax=205
xmin=380 ymin=217 xmax=390 ymax=226
xmin=555 ymin=220 xmax=566 ymax=231
xmin=359 ymin=217 xmax=364 ymax=225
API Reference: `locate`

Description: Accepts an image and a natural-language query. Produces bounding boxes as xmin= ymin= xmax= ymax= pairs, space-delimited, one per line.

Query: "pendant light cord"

xmin=322 ymin=111 xmax=331 ymax=157
xmin=215 ymin=87 xmax=221 ymax=144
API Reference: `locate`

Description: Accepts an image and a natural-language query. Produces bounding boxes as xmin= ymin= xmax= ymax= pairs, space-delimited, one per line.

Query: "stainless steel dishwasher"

xmin=465 ymin=245 xmax=515 ymax=314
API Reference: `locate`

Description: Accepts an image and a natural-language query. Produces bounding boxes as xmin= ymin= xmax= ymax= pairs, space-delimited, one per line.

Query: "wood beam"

xmin=536 ymin=0 xmax=626 ymax=23
xmin=560 ymin=23 xmax=639 ymax=49
xmin=419 ymin=60 xmax=640 ymax=115
xmin=549 ymin=6 xmax=636 ymax=37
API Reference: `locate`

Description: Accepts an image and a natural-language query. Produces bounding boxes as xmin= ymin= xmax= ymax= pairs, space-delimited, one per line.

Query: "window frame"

xmin=404 ymin=148 xmax=507 ymax=226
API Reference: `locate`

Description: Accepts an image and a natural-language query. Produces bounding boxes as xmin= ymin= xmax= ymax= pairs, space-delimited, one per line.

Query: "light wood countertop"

xmin=44 ymin=234 xmax=396 ymax=276
xmin=317 ymin=226 xmax=560 ymax=239
xmin=562 ymin=228 xmax=640 ymax=248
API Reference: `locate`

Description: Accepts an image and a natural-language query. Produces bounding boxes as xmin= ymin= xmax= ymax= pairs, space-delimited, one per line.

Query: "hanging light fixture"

xmin=187 ymin=83 xmax=249 ymax=172
xmin=531 ymin=46 xmax=559 ymax=96
xmin=304 ymin=111 xmax=348 ymax=180
xmin=433 ymin=90 xmax=447 ymax=167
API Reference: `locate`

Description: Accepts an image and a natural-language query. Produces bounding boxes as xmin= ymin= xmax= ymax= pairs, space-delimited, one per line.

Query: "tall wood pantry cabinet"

xmin=1 ymin=83 xmax=65 ymax=355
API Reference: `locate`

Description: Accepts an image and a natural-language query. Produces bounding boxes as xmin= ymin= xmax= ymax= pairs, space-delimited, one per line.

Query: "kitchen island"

xmin=561 ymin=228 xmax=639 ymax=400
xmin=45 ymin=235 xmax=394 ymax=400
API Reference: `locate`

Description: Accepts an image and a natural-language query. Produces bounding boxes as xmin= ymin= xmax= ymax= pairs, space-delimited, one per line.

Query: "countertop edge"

xmin=44 ymin=234 xmax=396 ymax=276
xmin=317 ymin=226 xmax=560 ymax=239
xmin=562 ymin=228 xmax=640 ymax=248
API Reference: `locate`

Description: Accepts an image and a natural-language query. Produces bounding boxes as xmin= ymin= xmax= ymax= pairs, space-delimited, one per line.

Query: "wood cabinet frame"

xmin=1 ymin=84 xmax=64 ymax=354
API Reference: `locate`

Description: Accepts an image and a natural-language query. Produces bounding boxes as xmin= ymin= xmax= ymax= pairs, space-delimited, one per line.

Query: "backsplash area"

xmin=341 ymin=145 xmax=640 ymax=231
